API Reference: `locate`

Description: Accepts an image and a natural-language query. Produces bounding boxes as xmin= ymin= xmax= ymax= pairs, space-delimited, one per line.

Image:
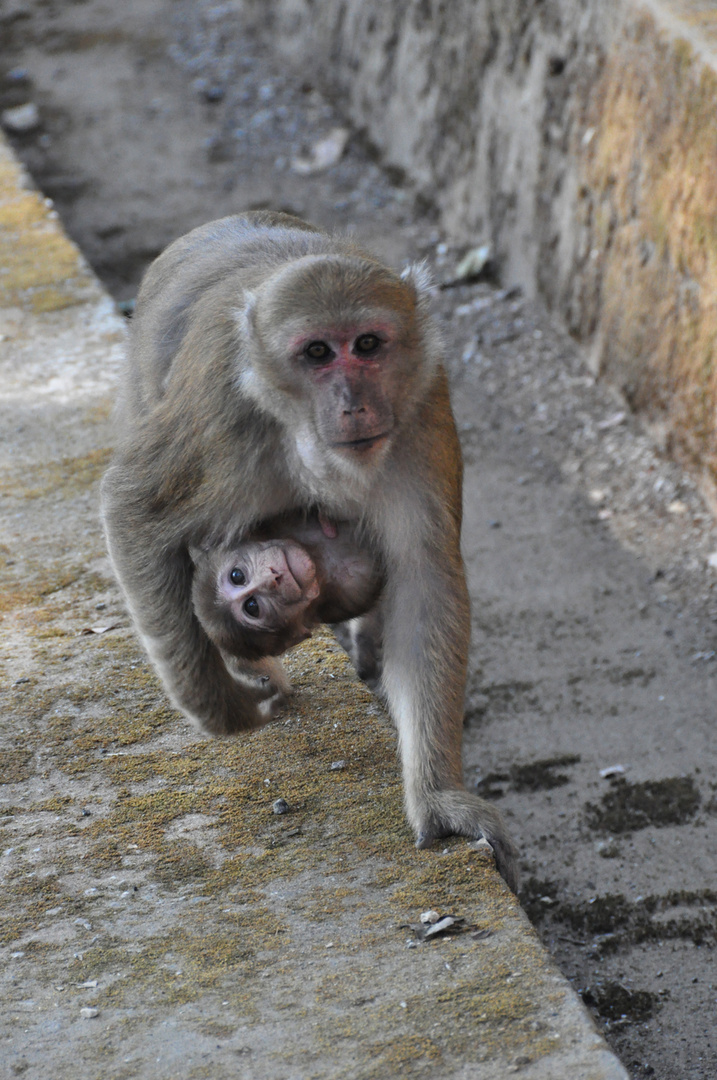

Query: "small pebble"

xmin=80 ymin=1007 xmax=99 ymax=1019
xmin=420 ymin=910 xmax=440 ymax=925
xmin=272 ymin=797 xmax=290 ymax=815
xmin=599 ymin=764 xmax=626 ymax=779
xmin=1 ymin=102 xmax=40 ymax=133
xmin=330 ymin=760 xmax=346 ymax=771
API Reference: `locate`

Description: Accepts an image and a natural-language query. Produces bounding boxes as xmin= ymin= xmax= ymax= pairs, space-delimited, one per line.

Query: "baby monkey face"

xmin=217 ymin=540 xmax=320 ymax=643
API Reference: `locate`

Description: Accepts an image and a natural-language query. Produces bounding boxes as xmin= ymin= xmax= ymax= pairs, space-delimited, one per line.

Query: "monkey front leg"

xmin=380 ymin=557 xmax=520 ymax=894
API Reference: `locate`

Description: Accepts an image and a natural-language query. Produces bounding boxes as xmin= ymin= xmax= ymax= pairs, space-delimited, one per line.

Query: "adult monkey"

xmin=101 ymin=212 xmax=519 ymax=892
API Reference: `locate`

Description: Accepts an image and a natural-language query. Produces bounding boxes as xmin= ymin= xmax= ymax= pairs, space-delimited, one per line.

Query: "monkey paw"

xmin=414 ymin=790 xmax=520 ymax=894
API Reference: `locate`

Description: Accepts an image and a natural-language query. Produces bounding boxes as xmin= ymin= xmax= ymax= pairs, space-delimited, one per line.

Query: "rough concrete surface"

xmin=2 ymin=3 xmax=717 ymax=1079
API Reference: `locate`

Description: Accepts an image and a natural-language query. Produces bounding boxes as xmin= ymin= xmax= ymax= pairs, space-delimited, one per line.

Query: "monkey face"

xmin=217 ymin=540 xmax=320 ymax=649
xmin=244 ymin=256 xmax=439 ymax=474
xmin=290 ymin=326 xmax=397 ymax=455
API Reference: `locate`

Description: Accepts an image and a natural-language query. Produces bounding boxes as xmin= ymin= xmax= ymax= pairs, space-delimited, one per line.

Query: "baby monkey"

xmin=191 ymin=513 xmax=383 ymax=665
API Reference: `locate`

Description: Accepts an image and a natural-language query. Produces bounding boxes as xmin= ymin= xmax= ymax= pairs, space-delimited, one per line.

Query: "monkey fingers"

xmin=414 ymin=790 xmax=520 ymax=894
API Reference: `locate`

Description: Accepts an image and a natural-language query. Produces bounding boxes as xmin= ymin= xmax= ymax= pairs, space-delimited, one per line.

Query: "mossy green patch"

xmin=0 ymin=447 xmax=113 ymax=502
xmin=66 ymin=923 xmax=276 ymax=1010
xmin=1 ymin=747 xmax=35 ymax=783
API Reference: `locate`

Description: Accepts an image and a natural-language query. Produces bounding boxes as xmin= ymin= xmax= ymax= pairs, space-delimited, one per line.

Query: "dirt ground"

xmin=2 ymin=2 xmax=716 ymax=1077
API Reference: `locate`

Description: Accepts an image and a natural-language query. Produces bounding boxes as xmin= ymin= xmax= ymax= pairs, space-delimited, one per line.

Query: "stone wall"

xmin=249 ymin=0 xmax=717 ymax=483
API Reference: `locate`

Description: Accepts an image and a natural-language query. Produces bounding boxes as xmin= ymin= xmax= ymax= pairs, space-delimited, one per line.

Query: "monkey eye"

xmin=243 ymin=596 xmax=260 ymax=618
xmin=354 ymin=333 xmax=381 ymax=355
xmin=229 ymin=567 xmax=246 ymax=586
xmin=304 ymin=340 xmax=333 ymax=364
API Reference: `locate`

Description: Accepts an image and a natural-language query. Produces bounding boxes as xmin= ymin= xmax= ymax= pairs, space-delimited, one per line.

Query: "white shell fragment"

xmin=420 ymin=910 xmax=441 ymax=925
xmin=454 ymin=245 xmax=492 ymax=281
xmin=423 ymin=916 xmax=460 ymax=939
xmin=596 ymin=411 xmax=626 ymax=431
xmin=291 ymin=127 xmax=349 ymax=174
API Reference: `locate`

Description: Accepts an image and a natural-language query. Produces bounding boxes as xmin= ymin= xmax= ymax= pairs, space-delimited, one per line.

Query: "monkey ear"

xmin=401 ymin=260 xmax=435 ymax=300
xmin=235 ymin=291 xmax=258 ymax=341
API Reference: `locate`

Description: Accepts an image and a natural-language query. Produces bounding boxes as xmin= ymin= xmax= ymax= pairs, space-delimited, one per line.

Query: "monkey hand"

xmin=414 ymin=789 xmax=520 ymax=894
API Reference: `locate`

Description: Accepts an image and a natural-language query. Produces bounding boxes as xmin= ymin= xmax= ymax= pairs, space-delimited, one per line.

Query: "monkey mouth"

xmin=335 ymin=433 xmax=389 ymax=452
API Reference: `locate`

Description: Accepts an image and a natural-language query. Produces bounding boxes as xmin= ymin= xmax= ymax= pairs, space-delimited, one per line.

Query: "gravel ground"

xmin=2 ymin=2 xmax=717 ymax=1077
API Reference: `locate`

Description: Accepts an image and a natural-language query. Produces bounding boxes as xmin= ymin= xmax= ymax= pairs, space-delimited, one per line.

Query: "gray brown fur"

xmin=100 ymin=212 xmax=519 ymax=891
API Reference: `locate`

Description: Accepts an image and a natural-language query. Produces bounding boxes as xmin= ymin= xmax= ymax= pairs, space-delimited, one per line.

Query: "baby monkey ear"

xmin=235 ymin=290 xmax=257 ymax=338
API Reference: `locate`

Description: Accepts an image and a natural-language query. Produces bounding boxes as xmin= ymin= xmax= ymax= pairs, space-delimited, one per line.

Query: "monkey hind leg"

xmin=225 ymin=655 xmax=293 ymax=720
xmin=333 ymin=609 xmax=383 ymax=694
xmin=414 ymin=790 xmax=520 ymax=894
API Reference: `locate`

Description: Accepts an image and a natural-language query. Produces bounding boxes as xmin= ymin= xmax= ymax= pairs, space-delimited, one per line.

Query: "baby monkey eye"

xmin=229 ymin=567 xmax=246 ymax=586
xmin=354 ymin=333 xmax=381 ymax=355
xmin=304 ymin=340 xmax=333 ymax=363
xmin=243 ymin=596 xmax=260 ymax=618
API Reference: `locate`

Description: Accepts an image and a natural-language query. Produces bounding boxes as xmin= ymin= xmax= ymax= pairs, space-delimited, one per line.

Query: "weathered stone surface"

xmin=252 ymin=0 xmax=717 ymax=484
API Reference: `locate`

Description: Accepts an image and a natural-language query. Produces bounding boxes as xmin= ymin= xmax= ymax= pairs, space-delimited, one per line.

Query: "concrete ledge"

xmin=0 ymin=131 xmax=627 ymax=1078
xmin=0 ymin=139 xmax=97 ymax=313
xmin=254 ymin=0 xmax=717 ymax=487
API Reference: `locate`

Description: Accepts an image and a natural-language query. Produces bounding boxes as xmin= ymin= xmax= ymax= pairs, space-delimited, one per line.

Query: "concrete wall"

xmin=249 ymin=0 xmax=717 ymax=484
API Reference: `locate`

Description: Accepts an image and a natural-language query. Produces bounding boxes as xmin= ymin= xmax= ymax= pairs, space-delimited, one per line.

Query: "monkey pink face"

xmin=290 ymin=325 xmax=397 ymax=456
xmin=217 ymin=540 xmax=320 ymax=646
xmin=251 ymin=257 xmax=431 ymax=467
